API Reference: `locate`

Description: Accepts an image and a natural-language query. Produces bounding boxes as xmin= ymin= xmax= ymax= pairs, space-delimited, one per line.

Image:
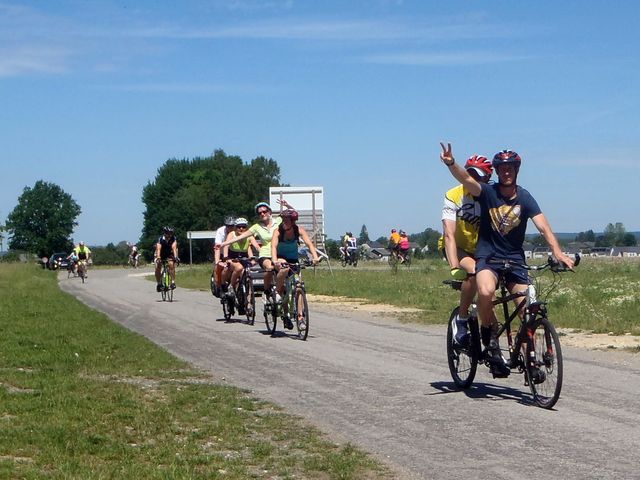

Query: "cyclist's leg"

xmin=458 ymin=254 xmax=477 ymax=317
xmin=452 ymin=253 xmax=476 ymax=344
xmin=274 ymin=259 xmax=289 ymax=296
xmin=260 ymin=258 xmax=274 ymax=292
xmin=475 ymin=264 xmax=509 ymax=374
xmin=168 ymin=259 xmax=176 ymax=284
xmin=230 ymin=261 xmax=243 ymax=291
xmin=154 ymin=257 xmax=162 ymax=283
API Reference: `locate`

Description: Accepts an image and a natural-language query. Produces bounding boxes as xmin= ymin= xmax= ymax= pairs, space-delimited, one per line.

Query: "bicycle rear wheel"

xmin=446 ymin=307 xmax=479 ymax=389
xmin=526 ymin=316 xmax=563 ymax=409
xmin=222 ymin=296 xmax=233 ymax=320
xmin=244 ymin=275 xmax=255 ymax=325
xmin=294 ymin=287 xmax=309 ymax=340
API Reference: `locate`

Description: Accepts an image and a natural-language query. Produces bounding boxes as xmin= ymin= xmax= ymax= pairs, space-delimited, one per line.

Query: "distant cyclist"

xmin=154 ymin=226 xmax=179 ymax=292
xmin=388 ymin=228 xmax=401 ymax=254
xmin=128 ymin=243 xmax=141 ymax=267
xmin=398 ymin=231 xmax=410 ymax=263
xmin=72 ymin=241 xmax=92 ymax=276
xmin=211 ymin=215 xmax=236 ymax=297
xmin=340 ymin=232 xmax=357 ymax=262
xmin=438 ymin=155 xmax=493 ymax=346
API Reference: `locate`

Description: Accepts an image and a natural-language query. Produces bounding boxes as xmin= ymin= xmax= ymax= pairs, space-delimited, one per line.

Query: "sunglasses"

xmin=236 ymin=226 xmax=247 ymax=230
xmin=258 ymin=209 xmax=270 ymax=214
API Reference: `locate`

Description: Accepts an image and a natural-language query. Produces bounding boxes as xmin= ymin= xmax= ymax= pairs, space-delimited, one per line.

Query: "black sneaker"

xmin=452 ymin=315 xmax=469 ymax=345
xmin=284 ymin=316 xmax=294 ymax=330
xmin=528 ymin=367 xmax=546 ymax=385
xmin=487 ymin=340 xmax=510 ymax=378
xmin=157 ymin=283 xmax=163 ymax=292
xmin=170 ymin=282 xmax=176 ymax=290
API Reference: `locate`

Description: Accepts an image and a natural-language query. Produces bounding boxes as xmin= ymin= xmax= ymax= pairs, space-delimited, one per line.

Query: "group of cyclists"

xmin=388 ymin=229 xmax=411 ymax=263
xmin=208 ymin=199 xmax=319 ymax=329
xmin=65 ymin=241 xmax=92 ymax=277
xmin=438 ymin=142 xmax=574 ymax=377
xmin=139 ymin=141 xmax=574 ymax=372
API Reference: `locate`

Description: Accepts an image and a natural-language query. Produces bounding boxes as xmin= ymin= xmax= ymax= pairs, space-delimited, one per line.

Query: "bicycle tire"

xmin=244 ymin=275 xmax=255 ymax=325
xmin=294 ymin=287 xmax=309 ymax=341
xmin=161 ymin=264 xmax=170 ymax=302
xmin=446 ymin=307 xmax=479 ymax=389
xmin=222 ymin=296 xmax=233 ymax=320
xmin=264 ymin=288 xmax=277 ymax=334
xmin=79 ymin=264 xmax=86 ymax=283
xmin=526 ymin=316 xmax=563 ymax=409
xmin=388 ymin=254 xmax=398 ymax=273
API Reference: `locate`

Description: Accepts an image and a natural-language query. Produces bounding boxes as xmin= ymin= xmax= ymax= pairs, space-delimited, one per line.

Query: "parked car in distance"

xmin=48 ymin=253 xmax=70 ymax=270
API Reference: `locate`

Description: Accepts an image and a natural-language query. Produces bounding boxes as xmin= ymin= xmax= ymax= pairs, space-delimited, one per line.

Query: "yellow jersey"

xmin=438 ymin=184 xmax=481 ymax=255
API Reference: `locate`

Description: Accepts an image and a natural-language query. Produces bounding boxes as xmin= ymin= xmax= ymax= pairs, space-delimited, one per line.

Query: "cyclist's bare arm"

xmin=442 ymin=219 xmax=460 ymax=269
xmin=531 ymin=213 xmax=575 ymax=269
xmin=298 ymin=226 xmax=319 ymax=264
xmin=216 ymin=229 xmax=254 ymax=249
xmin=270 ymin=228 xmax=280 ymax=263
xmin=440 ymin=142 xmax=481 ymax=196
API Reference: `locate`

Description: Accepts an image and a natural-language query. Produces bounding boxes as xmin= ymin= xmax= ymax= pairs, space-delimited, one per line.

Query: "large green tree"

xmin=6 ymin=180 xmax=81 ymax=257
xmin=595 ymin=222 xmax=636 ymax=247
xmin=140 ymin=149 xmax=282 ymax=262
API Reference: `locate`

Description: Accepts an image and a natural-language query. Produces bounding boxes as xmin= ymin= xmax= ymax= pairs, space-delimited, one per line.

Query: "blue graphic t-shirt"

xmin=475 ymin=183 xmax=541 ymax=261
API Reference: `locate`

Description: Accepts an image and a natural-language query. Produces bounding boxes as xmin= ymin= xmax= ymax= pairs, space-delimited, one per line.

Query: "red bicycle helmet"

xmin=464 ymin=155 xmax=493 ymax=177
xmin=492 ymin=150 xmax=521 ymax=169
xmin=281 ymin=209 xmax=299 ymax=221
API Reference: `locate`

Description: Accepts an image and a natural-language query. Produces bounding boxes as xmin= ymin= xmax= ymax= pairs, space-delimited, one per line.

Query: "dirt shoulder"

xmin=307 ymin=294 xmax=640 ymax=352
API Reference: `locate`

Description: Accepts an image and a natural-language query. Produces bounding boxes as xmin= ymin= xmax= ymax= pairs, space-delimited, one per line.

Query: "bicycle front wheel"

xmin=526 ymin=316 xmax=563 ymax=409
xmin=294 ymin=287 xmax=309 ymax=340
xmin=264 ymin=289 xmax=278 ymax=334
xmin=388 ymin=254 xmax=398 ymax=273
xmin=446 ymin=307 xmax=479 ymax=389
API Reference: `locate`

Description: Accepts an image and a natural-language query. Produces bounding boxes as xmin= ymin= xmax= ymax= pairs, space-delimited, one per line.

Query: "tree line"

xmin=2 ymin=158 xmax=636 ymax=262
xmin=3 ymin=150 xmax=282 ymax=263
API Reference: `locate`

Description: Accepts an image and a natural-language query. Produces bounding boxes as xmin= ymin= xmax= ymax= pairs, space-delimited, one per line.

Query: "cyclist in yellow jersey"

xmin=221 ymin=217 xmax=260 ymax=297
xmin=72 ymin=241 xmax=92 ymax=276
xmin=439 ymin=155 xmax=493 ymax=345
xmin=389 ymin=229 xmax=401 ymax=252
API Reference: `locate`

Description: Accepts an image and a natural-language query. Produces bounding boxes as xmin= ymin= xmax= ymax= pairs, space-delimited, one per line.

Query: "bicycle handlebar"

xmin=488 ymin=253 xmax=580 ymax=273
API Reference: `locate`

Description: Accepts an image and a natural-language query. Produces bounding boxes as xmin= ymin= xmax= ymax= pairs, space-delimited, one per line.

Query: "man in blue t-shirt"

xmin=439 ymin=143 xmax=574 ymax=377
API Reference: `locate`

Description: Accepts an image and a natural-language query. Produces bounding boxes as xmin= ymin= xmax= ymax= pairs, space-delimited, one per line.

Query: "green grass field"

xmin=179 ymin=257 xmax=640 ymax=335
xmin=0 ymin=264 xmax=390 ymax=479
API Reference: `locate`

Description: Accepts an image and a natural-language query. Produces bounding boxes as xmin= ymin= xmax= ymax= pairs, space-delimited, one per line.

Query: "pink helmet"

xmin=281 ymin=209 xmax=299 ymax=221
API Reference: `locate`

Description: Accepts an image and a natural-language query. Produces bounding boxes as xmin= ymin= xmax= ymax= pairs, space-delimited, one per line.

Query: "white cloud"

xmin=360 ymin=51 xmax=529 ymax=66
xmin=0 ymin=46 xmax=70 ymax=77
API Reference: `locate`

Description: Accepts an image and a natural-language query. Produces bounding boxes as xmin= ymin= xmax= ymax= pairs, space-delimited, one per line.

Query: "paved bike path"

xmin=60 ymin=268 xmax=640 ymax=480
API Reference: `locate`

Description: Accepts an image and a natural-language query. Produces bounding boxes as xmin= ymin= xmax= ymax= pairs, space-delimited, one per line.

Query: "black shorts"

xmin=258 ymin=257 xmax=273 ymax=270
xmin=476 ymin=256 xmax=529 ymax=286
xmin=227 ymin=250 xmax=248 ymax=260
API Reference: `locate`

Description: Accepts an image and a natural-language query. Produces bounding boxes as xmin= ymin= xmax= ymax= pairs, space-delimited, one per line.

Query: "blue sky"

xmin=1 ymin=0 xmax=639 ymax=247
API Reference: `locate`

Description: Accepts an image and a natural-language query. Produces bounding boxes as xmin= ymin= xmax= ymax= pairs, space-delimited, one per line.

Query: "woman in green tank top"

xmin=221 ymin=218 xmax=259 ymax=294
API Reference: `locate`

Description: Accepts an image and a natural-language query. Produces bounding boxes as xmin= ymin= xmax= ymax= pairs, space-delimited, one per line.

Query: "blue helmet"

xmin=254 ymin=202 xmax=272 ymax=213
